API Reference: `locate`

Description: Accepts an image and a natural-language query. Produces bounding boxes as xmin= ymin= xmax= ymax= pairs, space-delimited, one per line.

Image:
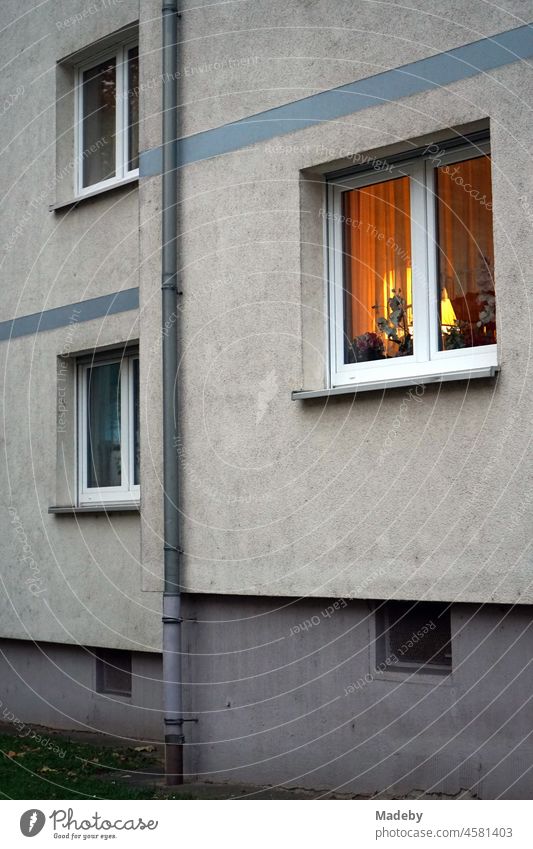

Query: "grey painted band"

xmin=0 ymin=287 xmax=139 ymax=342
xmin=140 ymin=22 xmax=533 ymax=177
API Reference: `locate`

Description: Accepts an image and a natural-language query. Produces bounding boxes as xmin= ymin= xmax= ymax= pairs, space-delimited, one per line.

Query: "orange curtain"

xmin=343 ymin=177 xmax=412 ymax=356
xmin=435 ymin=156 xmax=495 ymax=346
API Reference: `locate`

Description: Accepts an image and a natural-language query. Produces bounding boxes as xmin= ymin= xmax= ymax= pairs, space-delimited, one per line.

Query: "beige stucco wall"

xmin=139 ymin=27 xmax=533 ymax=604
xmin=1 ymin=1 xmax=533 ymax=654
xmin=0 ymin=1 xmax=161 ymax=650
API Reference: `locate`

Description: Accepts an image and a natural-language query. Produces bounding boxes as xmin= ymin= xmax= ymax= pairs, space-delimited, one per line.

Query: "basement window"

xmin=95 ymin=649 xmax=132 ymax=696
xmin=326 ymin=137 xmax=497 ymax=390
xmin=77 ymin=351 xmax=139 ymax=506
xmin=375 ymin=601 xmax=452 ymax=674
xmin=75 ymin=41 xmax=139 ymax=195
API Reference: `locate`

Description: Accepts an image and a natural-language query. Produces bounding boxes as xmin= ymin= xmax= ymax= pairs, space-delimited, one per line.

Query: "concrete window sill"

xmin=48 ymin=503 xmax=140 ymax=515
xmin=292 ymin=366 xmax=499 ymax=400
xmin=49 ymin=175 xmax=138 ymax=212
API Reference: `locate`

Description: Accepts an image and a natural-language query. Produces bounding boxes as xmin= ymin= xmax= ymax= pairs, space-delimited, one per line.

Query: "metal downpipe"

xmin=161 ymin=0 xmax=183 ymax=785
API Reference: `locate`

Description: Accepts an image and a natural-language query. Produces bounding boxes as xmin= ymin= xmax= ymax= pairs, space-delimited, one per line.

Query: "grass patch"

xmin=0 ymin=733 xmax=190 ymax=799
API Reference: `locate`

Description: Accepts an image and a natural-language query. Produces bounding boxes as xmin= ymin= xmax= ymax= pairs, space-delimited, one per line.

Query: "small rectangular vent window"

xmin=376 ymin=601 xmax=452 ymax=674
xmin=95 ymin=649 xmax=132 ymax=696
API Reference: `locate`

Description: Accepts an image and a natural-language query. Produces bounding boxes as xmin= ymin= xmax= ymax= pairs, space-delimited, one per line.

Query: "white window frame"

xmin=327 ymin=140 xmax=497 ymax=389
xmin=78 ymin=354 xmax=139 ymax=505
xmin=75 ymin=41 xmax=139 ymax=197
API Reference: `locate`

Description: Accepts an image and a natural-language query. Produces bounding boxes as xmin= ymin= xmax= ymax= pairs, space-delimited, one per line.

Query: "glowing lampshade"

xmin=440 ymin=287 xmax=457 ymax=326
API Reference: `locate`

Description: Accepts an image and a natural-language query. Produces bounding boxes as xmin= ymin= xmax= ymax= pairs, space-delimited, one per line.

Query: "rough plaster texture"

xmin=2 ymin=4 xmax=533 ymax=654
xmin=1 ymin=3 xmax=533 ymax=797
xmin=0 ymin=1 xmax=155 ymax=650
xmin=179 ymin=597 xmax=533 ymax=798
xmin=138 ymin=59 xmax=533 ymax=605
xmin=0 ymin=313 xmax=162 ymax=650
xmin=1 ymin=598 xmax=532 ymax=799
xmin=173 ymin=0 xmax=533 ymax=138
xmin=0 ymin=0 xmax=140 ymax=319
xmin=0 ymin=639 xmax=163 ymax=741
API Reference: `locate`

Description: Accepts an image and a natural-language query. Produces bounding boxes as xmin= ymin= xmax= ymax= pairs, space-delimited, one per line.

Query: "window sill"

xmin=292 ymin=365 xmax=499 ymax=400
xmin=48 ymin=503 xmax=140 ymax=515
xmin=373 ymin=667 xmax=454 ymax=685
xmin=49 ymin=175 xmax=139 ymax=212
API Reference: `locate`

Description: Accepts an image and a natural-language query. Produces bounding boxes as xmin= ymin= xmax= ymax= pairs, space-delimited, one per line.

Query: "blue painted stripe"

xmin=0 ymin=288 xmax=139 ymax=342
xmin=140 ymin=23 xmax=533 ymax=176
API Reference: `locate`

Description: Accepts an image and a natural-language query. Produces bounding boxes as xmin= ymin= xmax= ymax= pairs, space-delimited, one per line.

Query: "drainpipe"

xmin=161 ymin=0 xmax=183 ymax=785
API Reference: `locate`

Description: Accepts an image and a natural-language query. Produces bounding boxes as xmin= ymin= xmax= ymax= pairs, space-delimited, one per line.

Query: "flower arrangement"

xmin=374 ymin=289 xmax=413 ymax=357
xmin=350 ymin=331 xmax=385 ymax=362
xmin=350 ymin=288 xmax=413 ymax=363
xmin=443 ymin=322 xmax=466 ymax=350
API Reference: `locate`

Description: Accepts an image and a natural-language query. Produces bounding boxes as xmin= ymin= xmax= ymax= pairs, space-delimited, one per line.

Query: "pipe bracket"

xmin=162 ymin=272 xmax=179 ymax=292
xmin=165 ymin=735 xmax=185 ymax=746
xmin=163 ymin=543 xmax=183 ymax=553
xmin=162 ymin=616 xmax=197 ymax=623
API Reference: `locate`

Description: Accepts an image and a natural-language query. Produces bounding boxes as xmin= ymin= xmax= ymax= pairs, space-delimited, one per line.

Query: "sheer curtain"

xmin=435 ymin=156 xmax=495 ymax=348
xmin=342 ymin=176 xmax=412 ymax=361
xmin=87 ymin=362 xmax=121 ymax=488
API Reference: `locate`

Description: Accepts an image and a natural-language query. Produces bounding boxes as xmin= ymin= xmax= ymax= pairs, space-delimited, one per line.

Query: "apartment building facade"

xmin=1 ymin=0 xmax=533 ymax=797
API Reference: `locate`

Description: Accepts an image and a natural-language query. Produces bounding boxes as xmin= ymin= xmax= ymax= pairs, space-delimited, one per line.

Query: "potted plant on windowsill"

xmin=350 ymin=331 xmax=386 ymax=363
xmin=350 ymin=289 xmax=414 ymax=363
xmin=375 ymin=289 xmax=413 ymax=358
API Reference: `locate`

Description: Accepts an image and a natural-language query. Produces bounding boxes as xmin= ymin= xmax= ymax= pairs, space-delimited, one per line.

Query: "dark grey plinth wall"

xmin=1 ymin=598 xmax=531 ymax=798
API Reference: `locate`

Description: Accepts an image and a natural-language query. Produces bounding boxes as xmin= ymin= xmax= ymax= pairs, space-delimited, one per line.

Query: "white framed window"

xmin=78 ymin=353 xmax=139 ymax=505
xmin=75 ymin=41 xmax=139 ymax=196
xmin=327 ymin=139 xmax=497 ymax=389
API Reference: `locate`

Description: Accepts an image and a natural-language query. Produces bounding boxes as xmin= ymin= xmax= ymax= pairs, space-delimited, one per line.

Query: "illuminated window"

xmin=327 ymin=138 xmax=497 ymax=388
xmin=435 ymin=157 xmax=495 ymax=352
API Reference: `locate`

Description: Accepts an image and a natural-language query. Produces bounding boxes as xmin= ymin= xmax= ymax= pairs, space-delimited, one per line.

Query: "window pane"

xmin=95 ymin=649 xmax=132 ymax=696
xmin=435 ymin=156 xmax=495 ymax=351
xmin=133 ymin=358 xmax=140 ymax=486
xmin=82 ymin=58 xmax=116 ymax=187
xmin=342 ymin=176 xmax=413 ymax=364
xmin=127 ymin=46 xmax=139 ymax=171
xmin=381 ymin=601 xmax=451 ymax=669
xmin=87 ymin=362 xmax=121 ymax=488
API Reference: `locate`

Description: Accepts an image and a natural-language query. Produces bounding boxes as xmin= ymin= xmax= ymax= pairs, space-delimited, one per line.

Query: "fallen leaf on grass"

xmin=133 ymin=746 xmax=156 ymax=752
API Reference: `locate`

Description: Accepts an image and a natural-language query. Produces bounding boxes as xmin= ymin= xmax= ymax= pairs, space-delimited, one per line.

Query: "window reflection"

xmin=87 ymin=362 xmax=121 ymax=488
xmin=342 ymin=176 xmax=413 ymax=364
xmin=435 ymin=156 xmax=495 ymax=351
xmin=133 ymin=358 xmax=140 ymax=486
xmin=82 ymin=58 xmax=117 ymax=187
xmin=127 ymin=46 xmax=139 ymax=171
